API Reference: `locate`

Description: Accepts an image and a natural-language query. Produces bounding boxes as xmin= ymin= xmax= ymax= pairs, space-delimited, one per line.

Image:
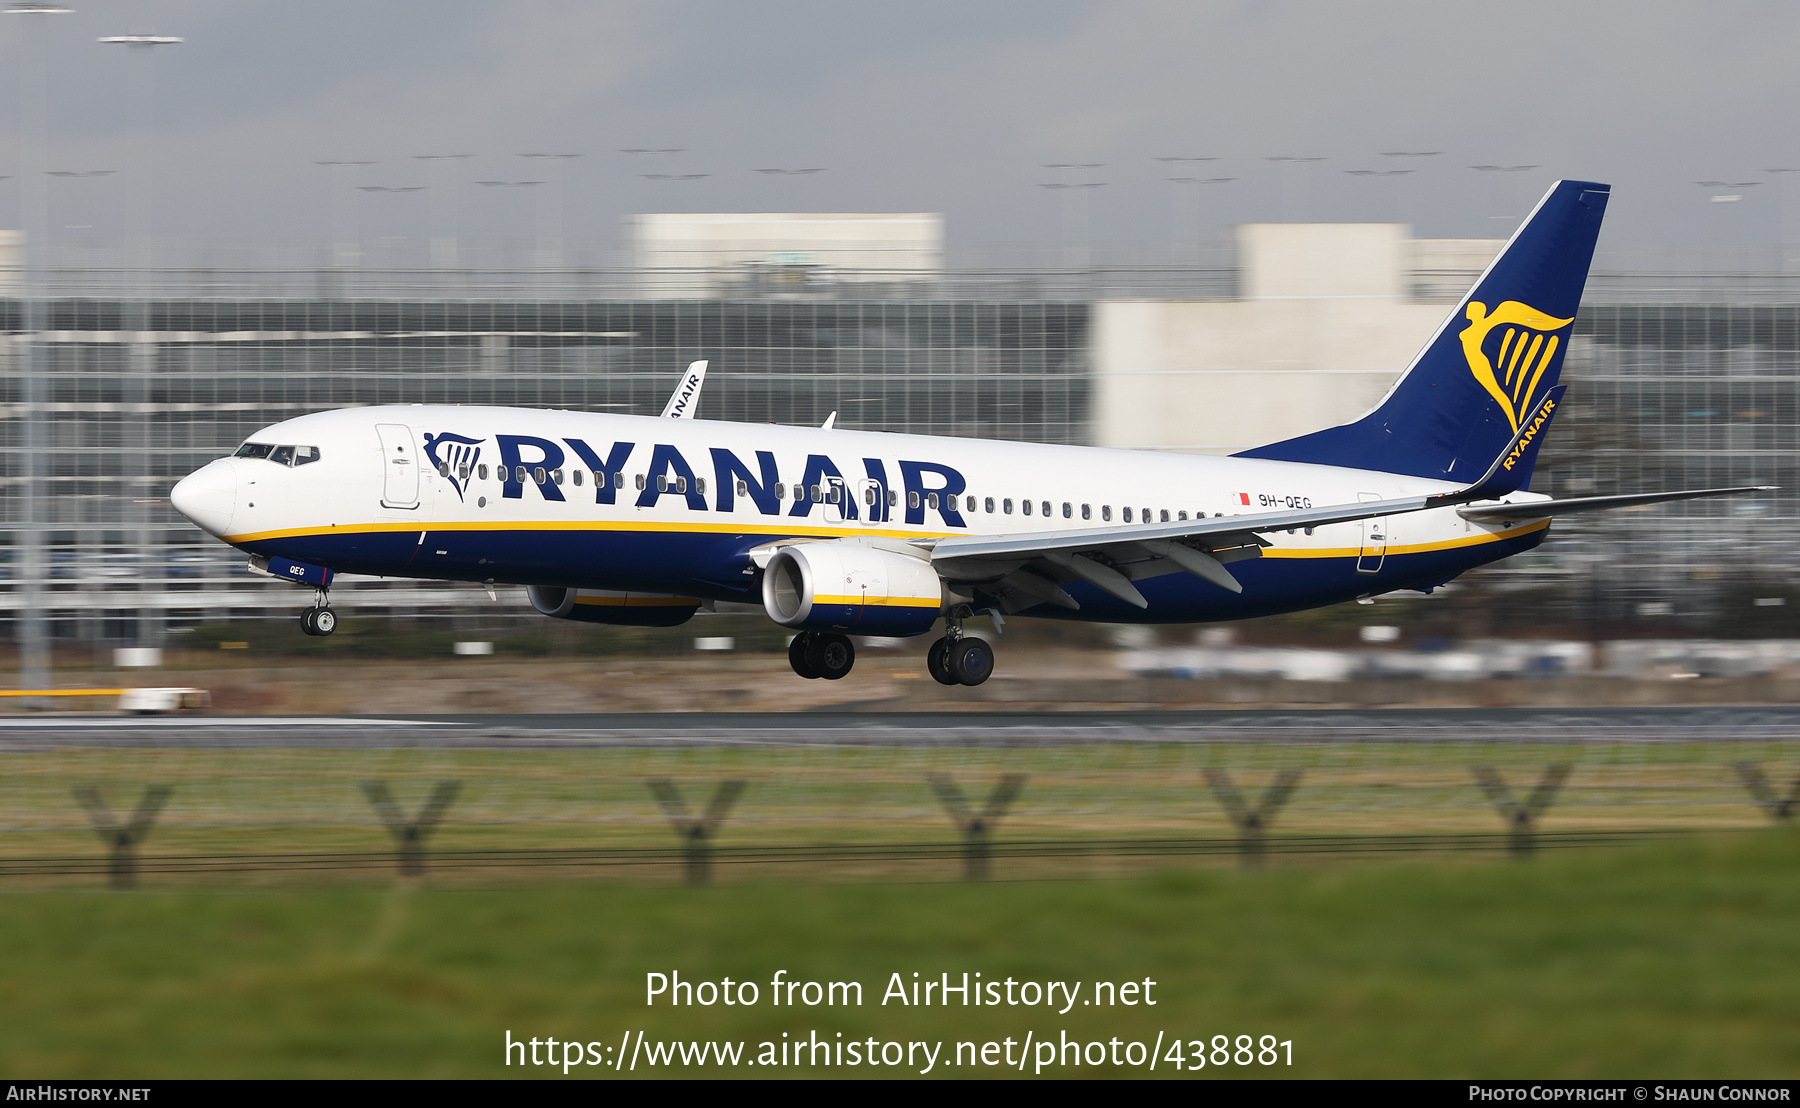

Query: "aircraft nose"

xmin=170 ymin=459 xmax=236 ymax=538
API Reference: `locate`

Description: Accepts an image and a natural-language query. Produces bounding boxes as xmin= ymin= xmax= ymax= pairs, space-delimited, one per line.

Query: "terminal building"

xmin=0 ymin=214 xmax=1794 ymax=648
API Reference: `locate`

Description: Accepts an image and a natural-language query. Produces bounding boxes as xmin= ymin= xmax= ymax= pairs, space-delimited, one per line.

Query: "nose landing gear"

xmin=926 ymin=607 xmax=994 ymax=686
xmin=299 ymin=589 xmax=337 ymax=637
xmin=788 ymin=631 xmax=855 ymax=679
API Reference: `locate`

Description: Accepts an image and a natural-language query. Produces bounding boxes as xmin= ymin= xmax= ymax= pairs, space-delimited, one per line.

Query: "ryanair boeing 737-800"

xmin=167 ymin=180 xmax=1769 ymax=686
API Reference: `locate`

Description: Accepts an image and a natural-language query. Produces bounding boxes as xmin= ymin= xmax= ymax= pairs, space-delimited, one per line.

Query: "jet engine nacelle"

xmin=527 ymin=585 xmax=701 ymax=627
xmin=761 ymin=541 xmax=945 ymax=636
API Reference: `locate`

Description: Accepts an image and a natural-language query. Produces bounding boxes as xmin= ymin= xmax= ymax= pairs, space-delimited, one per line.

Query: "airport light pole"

xmin=518 ymin=153 xmax=580 ymax=273
xmin=1764 ymin=168 xmax=1800 ymax=271
xmin=1380 ymin=151 xmax=1440 ymax=226
xmin=413 ymin=154 xmax=473 ymax=269
xmin=316 ymin=160 xmax=374 ymax=272
xmin=1041 ymin=163 xmax=1104 ymax=271
xmin=1468 ymin=164 xmax=1541 ymax=232
xmin=1155 ymin=157 xmax=1215 ymax=264
xmin=474 ymin=179 xmax=543 ymax=275
xmin=1345 ymin=168 xmax=1413 ymax=224
xmin=46 ymin=168 xmax=115 ymax=250
xmin=1264 ymin=155 xmax=1325 ymax=222
xmin=8 ymin=1 xmax=73 ymax=700
xmin=100 ymin=32 xmax=181 ymax=653
xmin=632 ymin=170 xmax=709 ymax=294
xmin=356 ymin=186 xmax=427 ymax=281
xmin=1698 ymin=181 xmax=1760 ymax=246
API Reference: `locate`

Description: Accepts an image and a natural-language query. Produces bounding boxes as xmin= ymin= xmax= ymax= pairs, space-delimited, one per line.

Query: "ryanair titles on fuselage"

xmin=420 ymin=423 xmax=965 ymax=526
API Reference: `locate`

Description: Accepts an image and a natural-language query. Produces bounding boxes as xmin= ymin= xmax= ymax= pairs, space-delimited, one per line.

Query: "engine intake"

xmin=527 ymin=586 xmax=701 ymax=627
xmin=761 ymin=541 xmax=944 ymax=635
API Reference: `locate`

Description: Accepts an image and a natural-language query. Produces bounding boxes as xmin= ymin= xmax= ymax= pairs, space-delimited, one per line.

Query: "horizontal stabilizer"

xmin=1458 ymin=486 xmax=1777 ymax=520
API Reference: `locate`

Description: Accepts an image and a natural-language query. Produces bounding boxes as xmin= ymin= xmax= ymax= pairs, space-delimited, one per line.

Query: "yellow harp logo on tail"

xmin=1459 ymin=301 xmax=1573 ymax=433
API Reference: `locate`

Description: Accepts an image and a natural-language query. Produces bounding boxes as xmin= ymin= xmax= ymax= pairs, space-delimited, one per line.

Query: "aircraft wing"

xmin=921 ymin=490 xmax=1473 ymax=609
xmin=1457 ymin=486 xmax=1775 ymax=520
xmin=923 ymin=483 xmax=1776 ymax=612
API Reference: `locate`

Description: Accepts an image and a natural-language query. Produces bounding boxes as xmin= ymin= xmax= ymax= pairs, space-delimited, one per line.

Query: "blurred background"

xmin=1 ymin=1 xmax=1797 ymax=707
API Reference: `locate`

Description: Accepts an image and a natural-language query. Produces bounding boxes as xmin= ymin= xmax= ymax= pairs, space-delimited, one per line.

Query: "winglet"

xmin=660 ymin=360 xmax=708 ymax=419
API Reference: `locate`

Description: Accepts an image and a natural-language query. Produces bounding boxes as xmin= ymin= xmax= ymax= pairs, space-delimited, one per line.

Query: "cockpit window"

xmin=236 ymin=442 xmax=321 ymax=467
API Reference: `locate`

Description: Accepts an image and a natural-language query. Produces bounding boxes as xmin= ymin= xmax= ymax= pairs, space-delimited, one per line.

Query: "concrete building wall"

xmin=629 ymin=213 xmax=943 ymax=298
xmin=0 ymin=230 xmax=20 ymax=297
xmin=1093 ymin=225 xmax=1503 ymax=455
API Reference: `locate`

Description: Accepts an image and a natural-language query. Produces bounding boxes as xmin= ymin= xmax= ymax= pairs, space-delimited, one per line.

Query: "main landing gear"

xmin=299 ymin=589 xmax=338 ymax=637
xmin=788 ymin=631 xmax=855 ymax=680
xmin=927 ymin=607 xmax=994 ymax=687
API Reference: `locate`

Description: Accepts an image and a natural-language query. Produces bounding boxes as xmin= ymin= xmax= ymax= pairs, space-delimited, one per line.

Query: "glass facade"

xmin=3 ymin=251 xmax=1799 ymax=644
xmin=0 ymin=298 xmax=1090 ymax=639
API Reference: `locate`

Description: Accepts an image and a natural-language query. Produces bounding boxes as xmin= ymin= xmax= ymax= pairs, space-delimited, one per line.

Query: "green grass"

xmin=2 ymin=828 xmax=1797 ymax=1078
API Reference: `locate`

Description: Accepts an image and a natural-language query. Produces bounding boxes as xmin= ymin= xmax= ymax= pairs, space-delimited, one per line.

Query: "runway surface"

xmin=2 ymin=706 xmax=1799 ymax=748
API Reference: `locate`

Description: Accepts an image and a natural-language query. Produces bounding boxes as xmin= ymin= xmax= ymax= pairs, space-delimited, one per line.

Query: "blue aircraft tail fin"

xmin=1235 ymin=179 xmax=1609 ymax=491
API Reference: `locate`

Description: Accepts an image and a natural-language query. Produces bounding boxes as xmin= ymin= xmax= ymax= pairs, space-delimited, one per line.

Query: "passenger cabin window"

xmin=1022 ymin=499 xmax=1032 ymax=516
xmin=1102 ymin=506 xmax=1112 ymax=521
xmin=888 ymin=489 xmax=898 ymax=507
xmin=478 ymin=464 xmax=489 ymax=481
xmin=966 ymin=495 xmax=977 ymax=512
xmin=985 ymin=497 xmax=995 ymax=514
xmin=1003 ymin=498 xmax=1013 ymax=515
xmin=1082 ymin=504 xmax=1091 ymax=520
xmin=572 ymin=470 xmax=583 ymax=487
xmin=1041 ymin=501 xmax=1050 ymax=518
xmin=908 ymin=491 xmax=920 ymax=509
xmin=1123 ymin=507 xmax=1133 ymax=523
xmin=552 ymin=469 xmax=564 ymax=486
xmin=1161 ymin=509 xmax=1170 ymax=523
xmin=737 ymin=480 xmax=749 ymax=497
xmin=926 ymin=492 xmax=939 ymax=509
xmin=1063 ymin=502 xmax=1072 ymax=519
xmin=614 ymin=472 xmax=625 ymax=490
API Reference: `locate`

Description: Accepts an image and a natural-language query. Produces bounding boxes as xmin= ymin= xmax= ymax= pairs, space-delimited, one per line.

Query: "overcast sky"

xmin=2 ymin=0 xmax=1796 ymax=247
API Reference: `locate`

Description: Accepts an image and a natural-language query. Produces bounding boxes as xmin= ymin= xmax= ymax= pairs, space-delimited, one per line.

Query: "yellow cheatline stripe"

xmin=572 ymin=595 xmax=700 ymax=608
xmin=224 ymin=518 xmax=943 ymax=544
xmin=0 ymin=689 xmax=127 ymax=697
xmin=226 ymin=515 xmax=1549 ymax=561
xmin=1261 ymin=518 xmax=1548 ymax=559
xmin=812 ymin=594 xmax=942 ymax=608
